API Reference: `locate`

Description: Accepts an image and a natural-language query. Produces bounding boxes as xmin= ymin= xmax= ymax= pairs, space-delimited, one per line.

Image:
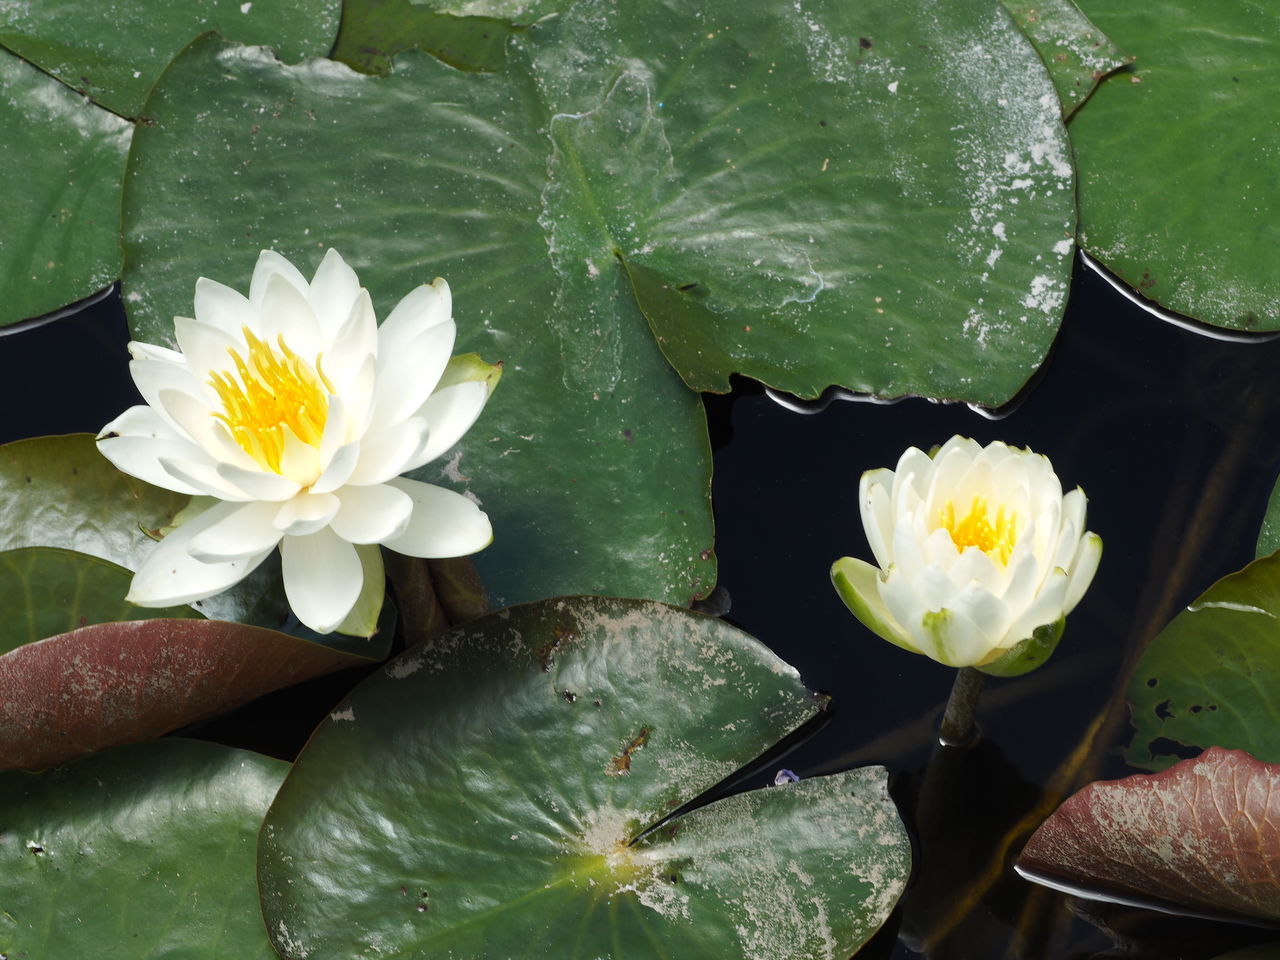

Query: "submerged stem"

xmin=938 ymin=667 xmax=984 ymax=747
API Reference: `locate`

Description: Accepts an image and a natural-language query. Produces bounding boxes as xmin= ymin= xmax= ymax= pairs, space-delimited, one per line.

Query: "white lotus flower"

xmin=831 ymin=437 xmax=1101 ymax=673
xmin=97 ymin=249 xmax=497 ymax=634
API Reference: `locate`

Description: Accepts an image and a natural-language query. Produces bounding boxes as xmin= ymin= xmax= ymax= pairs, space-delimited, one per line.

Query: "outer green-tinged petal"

xmin=979 ymin=618 xmax=1065 ymax=678
xmin=831 ymin=558 xmax=917 ymax=653
xmin=1064 ymin=533 xmax=1103 ymax=613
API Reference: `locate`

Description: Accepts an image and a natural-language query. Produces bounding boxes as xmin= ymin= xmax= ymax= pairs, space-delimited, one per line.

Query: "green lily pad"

xmin=0 ymin=546 xmax=197 ymax=657
xmin=0 ymin=739 xmax=284 ymax=958
xmin=1000 ymin=0 xmax=1131 ymax=117
xmin=0 ymin=0 xmax=340 ymax=117
xmin=1071 ymin=0 xmax=1280 ymax=330
xmin=0 ymin=48 xmax=131 ymax=327
xmin=527 ymin=0 xmax=1075 ymax=403
xmin=1126 ymin=552 xmax=1280 ymax=770
xmin=0 ymin=435 xmax=390 ymax=656
xmin=259 ymin=597 xmax=908 ymax=958
xmin=121 ymin=35 xmax=715 ymax=609
xmin=332 ymin=0 xmax=513 ymax=74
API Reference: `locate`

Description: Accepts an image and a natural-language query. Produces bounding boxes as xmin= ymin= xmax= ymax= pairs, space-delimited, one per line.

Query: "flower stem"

xmin=938 ymin=667 xmax=984 ymax=747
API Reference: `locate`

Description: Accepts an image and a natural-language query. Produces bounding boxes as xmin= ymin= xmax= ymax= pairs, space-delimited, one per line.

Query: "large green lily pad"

xmin=0 ymin=48 xmax=131 ymax=327
xmin=258 ymin=596 xmax=910 ymax=959
xmin=1071 ymin=0 xmax=1280 ymax=330
xmin=527 ymin=0 xmax=1076 ymax=403
xmin=1126 ymin=552 xmax=1280 ymax=770
xmin=121 ymin=35 xmax=715 ymax=609
xmin=0 ymin=0 xmax=340 ymax=117
xmin=0 ymin=739 xmax=284 ymax=958
xmin=0 ymin=546 xmax=196 ymax=656
xmin=1000 ymin=0 xmax=1131 ymax=116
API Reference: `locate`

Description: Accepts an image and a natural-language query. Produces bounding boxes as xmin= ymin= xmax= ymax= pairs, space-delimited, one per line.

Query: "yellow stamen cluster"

xmin=938 ymin=496 xmax=1019 ymax=566
xmin=209 ymin=327 xmax=334 ymax=474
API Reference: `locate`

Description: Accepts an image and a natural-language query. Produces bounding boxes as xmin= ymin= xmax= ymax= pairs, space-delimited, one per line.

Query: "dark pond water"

xmin=4 ymin=257 xmax=1280 ymax=958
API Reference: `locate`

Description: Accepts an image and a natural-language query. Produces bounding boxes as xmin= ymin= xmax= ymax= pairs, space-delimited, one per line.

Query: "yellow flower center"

xmin=938 ymin=496 xmax=1019 ymax=566
xmin=208 ymin=327 xmax=334 ymax=475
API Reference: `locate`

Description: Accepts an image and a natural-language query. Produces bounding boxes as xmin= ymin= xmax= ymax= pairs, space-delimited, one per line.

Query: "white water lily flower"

xmin=831 ymin=437 xmax=1101 ymax=673
xmin=97 ymin=249 xmax=496 ymax=634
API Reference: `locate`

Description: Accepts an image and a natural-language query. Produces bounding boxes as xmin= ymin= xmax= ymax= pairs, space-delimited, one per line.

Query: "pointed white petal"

xmin=280 ymin=528 xmax=363 ymax=633
xmin=187 ymin=500 xmax=283 ymax=562
xmin=273 ymin=491 xmax=341 ymax=537
xmin=404 ymin=380 xmax=487 ymax=470
xmin=379 ymin=277 xmax=451 ymax=352
xmin=322 ymin=289 xmax=377 ymax=391
xmin=249 ymin=250 xmax=309 ymax=310
xmin=261 ymin=271 xmax=322 ymax=359
xmin=330 ymin=483 xmax=413 ymax=544
xmin=127 ymin=501 xmax=273 ymax=606
xmin=193 ymin=277 xmax=252 ymax=336
xmin=130 ymin=356 xmax=205 ymax=434
xmin=1063 ymin=533 xmax=1102 ymax=613
xmin=174 ymin=315 xmax=243 ymax=378
xmin=308 ymin=247 xmax=362 ymax=339
xmin=860 ymin=468 xmax=895 ymax=570
xmin=382 ymin=477 xmax=491 ymax=558
xmin=372 ymin=321 xmax=456 ymax=426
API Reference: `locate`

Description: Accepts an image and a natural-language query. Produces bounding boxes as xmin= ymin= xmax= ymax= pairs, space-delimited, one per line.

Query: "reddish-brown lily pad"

xmin=1017 ymin=747 xmax=1280 ymax=924
xmin=0 ymin=618 xmax=371 ymax=771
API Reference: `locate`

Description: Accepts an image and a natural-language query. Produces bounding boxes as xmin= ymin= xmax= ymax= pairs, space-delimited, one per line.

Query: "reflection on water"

xmin=5 ymin=257 xmax=1280 ymax=958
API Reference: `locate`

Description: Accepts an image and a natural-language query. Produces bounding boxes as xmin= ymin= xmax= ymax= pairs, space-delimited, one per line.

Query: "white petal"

xmin=174 ymin=315 xmax=242 ymax=378
xmin=97 ymin=417 xmax=209 ymax=496
xmin=127 ymin=501 xmax=273 ymax=606
xmin=159 ymin=456 xmax=254 ymax=501
xmin=130 ymin=356 xmax=204 ymax=434
xmin=277 ymin=425 xmax=322 ymax=487
xmin=128 ymin=340 xmax=185 ymax=365
xmin=99 ymin=404 xmax=183 ymax=442
xmin=379 ymin=277 xmax=451 ymax=352
xmin=308 ymin=247 xmax=362 ymax=339
xmin=280 ymin=528 xmax=364 ymax=633
xmin=404 ymin=380 xmax=488 ymax=470
xmin=345 ymin=417 xmax=431 ymax=486
xmin=249 ymin=250 xmax=309 ymax=310
xmin=1063 ymin=533 xmax=1102 ymax=614
xmin=372 ymin=321 xmax=456 ymax=426
xmin=187 ymin=500 xmax=284 ymax=562
xmin=156 ymin=387 xmax=221 ymax=453
xmin=193 ymin=277 xmax=252 ymax=336
xmin=273 ymin=491 xmax=340 ymax=537
xmin=215 ymin=461 xmax=301 ymax=501
xmin=322 ymin=289 xmax=377 ymax=392
xmin=912 ymin=605 xmax=990 ymax=667
xmin=1004 ymin=568 xmax=1071 ymax=644
xmin=312 ymin=440 xmax=361 ymax=494
xmin=382 ymin=477 xmax=492 ymax=558
xmin=261 ymin=271 xmax=322 ymax=359
xmin=330 ymin=483 xmax=413 ymax=544
xmin=860 ymin=468 xmax=896 ymax=570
